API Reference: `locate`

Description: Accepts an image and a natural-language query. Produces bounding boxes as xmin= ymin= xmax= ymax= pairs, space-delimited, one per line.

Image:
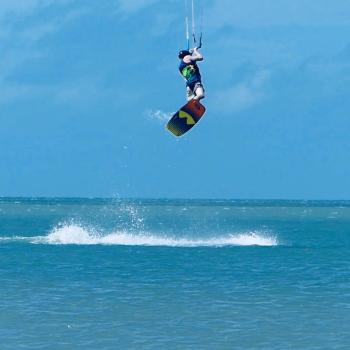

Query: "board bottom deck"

xmin=166 ymin=100 xmax=206 ymax=137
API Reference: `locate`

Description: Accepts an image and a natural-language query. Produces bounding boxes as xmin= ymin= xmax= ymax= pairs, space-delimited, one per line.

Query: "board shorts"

xmin=187 ymin=81 xmax=204 ymax=93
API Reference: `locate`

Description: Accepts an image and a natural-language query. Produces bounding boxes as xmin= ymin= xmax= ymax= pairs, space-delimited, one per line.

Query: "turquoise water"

xmin=1 ymin=198 xmax=350 ymax=349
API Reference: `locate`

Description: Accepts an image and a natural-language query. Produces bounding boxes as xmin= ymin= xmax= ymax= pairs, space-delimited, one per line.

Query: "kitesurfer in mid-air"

xmin=178 ymin=47 xmax=205 ymax=102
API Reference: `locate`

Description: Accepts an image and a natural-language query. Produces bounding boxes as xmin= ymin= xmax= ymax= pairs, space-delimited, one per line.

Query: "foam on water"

xmin=20 ymin=224 xmax=278 ymax=247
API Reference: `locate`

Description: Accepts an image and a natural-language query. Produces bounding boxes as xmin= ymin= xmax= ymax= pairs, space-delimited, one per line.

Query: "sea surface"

xmin=1 ymin=198 xmax=350 ymax=349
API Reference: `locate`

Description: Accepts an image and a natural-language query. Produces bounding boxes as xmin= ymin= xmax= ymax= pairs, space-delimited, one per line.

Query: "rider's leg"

xmin=193 ymin=84 xmax=205 ymax=101
xmin=186 ymin=87 xmax=195 ymax=101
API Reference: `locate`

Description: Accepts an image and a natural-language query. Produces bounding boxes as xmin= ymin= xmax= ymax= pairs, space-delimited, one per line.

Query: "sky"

xmin=1 ymin=0 xmax=350 ymax=199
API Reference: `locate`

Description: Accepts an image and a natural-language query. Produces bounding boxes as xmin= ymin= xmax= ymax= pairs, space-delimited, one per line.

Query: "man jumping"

xmin=178 ymin=47 xmax=205 ymax=102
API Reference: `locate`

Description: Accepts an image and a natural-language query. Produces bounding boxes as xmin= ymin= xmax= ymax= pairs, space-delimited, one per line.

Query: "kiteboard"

xmin=166 ymin=99 xmax=206 ymax=137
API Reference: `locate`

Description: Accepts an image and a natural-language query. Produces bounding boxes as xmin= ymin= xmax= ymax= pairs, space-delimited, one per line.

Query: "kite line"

xmin=185 ymin=0 xmax=203 ymax=50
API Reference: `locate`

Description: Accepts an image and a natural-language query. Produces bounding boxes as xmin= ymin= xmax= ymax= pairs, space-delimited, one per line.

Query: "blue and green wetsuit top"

xmin=179 ymin=59 xmax=202 ymax=91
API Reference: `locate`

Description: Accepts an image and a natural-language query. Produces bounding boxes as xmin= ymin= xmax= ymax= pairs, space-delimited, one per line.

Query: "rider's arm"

xmin=183 ymin=48 xmax=203 ymax=63
xmin=190 ymin=47 xmax=203 ymax=61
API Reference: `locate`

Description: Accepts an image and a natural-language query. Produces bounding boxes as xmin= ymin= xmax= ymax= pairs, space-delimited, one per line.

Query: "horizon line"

xmin=1 ymin=196 xmax=350 ymax=202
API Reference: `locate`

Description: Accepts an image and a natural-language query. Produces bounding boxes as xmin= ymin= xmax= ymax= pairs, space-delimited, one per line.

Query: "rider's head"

xmin=178 ymin=50 xmax=191 ymax=59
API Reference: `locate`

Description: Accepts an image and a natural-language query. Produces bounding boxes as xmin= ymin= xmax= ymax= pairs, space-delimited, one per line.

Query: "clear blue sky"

xmin=1 ymin=0 xmax=350 ymax=199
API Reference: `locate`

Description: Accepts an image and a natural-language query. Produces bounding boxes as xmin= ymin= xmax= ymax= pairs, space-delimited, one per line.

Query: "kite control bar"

xmin=193 ymin=32 xmax=202 ymax=49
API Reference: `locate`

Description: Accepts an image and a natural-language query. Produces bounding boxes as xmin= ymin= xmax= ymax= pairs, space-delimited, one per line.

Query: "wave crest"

xmin=30 ymin=224 xmax=278 ymax=247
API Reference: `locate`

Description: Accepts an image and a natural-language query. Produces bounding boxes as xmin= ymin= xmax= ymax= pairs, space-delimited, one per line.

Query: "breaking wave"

xmin=18 ymin=224 xmax=278 ymax=247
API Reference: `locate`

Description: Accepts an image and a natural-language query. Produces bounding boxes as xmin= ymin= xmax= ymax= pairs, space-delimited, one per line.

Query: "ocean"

xmin=0 ymin=198 xmax=349 ymax=349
